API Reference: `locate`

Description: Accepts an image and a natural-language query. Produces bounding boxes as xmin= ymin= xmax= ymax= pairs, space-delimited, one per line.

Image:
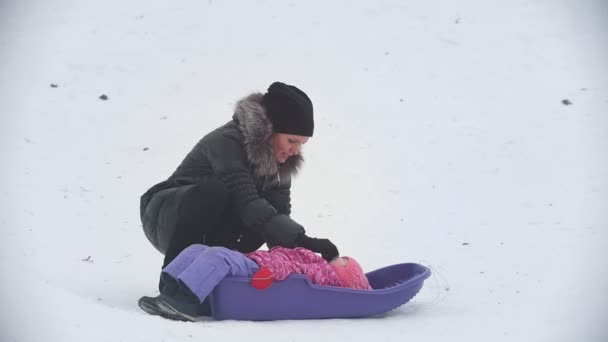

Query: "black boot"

xmin=158 ymin=271 xmax=179 ymax=295
xmin=139 ymin=272 xmax=175 ymax=316
xmin=138 ymin=282 xmax=211 ymax=321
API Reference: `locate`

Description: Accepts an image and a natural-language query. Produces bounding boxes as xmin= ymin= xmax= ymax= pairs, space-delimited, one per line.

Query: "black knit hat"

xmin=262 ymin=82 xmax=314 ymax=137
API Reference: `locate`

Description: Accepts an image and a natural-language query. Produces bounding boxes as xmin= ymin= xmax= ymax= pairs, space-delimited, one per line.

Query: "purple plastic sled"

xmin=208 ymin=263 xmax=431 ymax=321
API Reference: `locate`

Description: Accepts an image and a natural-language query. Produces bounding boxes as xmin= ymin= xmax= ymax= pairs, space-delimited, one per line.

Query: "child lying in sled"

xmin=138 ymin=244 xmax=372 ymax=321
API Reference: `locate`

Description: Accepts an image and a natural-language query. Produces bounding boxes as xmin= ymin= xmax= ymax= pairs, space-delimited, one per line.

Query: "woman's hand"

xmin=296 ymin=235 xmax=339 ymax=261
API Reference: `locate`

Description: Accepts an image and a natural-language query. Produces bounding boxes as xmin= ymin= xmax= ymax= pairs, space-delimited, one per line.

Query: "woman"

xmin=139 ymin=81 xmax=339 ymax=276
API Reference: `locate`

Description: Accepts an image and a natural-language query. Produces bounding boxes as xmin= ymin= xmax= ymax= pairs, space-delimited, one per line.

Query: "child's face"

xmin=329 ymin=257 xmax=348 ymax=268
xmin=329 ymin=256 xmax=372 ymax=290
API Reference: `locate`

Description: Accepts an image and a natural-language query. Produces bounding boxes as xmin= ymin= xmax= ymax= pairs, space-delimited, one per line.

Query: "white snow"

xmin=2 ymin=0 xmax=607 ymax=341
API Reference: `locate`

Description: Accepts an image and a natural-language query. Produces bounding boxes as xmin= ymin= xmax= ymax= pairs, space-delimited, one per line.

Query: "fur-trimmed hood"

xmin=233 ymin=93 xmax=303 ymax=180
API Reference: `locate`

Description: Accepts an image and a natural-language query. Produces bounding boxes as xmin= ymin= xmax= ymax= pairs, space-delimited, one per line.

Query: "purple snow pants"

xmin=161 ymin=244 xmax=259 ymax=303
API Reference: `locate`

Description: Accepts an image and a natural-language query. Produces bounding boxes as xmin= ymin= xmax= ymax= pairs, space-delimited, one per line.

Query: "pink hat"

xmin=330 ymin=257 xmax=373 ymax=290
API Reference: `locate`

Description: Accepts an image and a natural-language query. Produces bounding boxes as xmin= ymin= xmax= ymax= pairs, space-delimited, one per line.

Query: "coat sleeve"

xmin=261 ymin=178 xmax=292 ymax=216
xmin=205 ymin=135 xmax=304 ymax=247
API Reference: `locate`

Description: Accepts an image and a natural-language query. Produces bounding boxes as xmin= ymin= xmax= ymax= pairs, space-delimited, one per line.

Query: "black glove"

xmin=296 ymin=235 xmax=339 ymax=261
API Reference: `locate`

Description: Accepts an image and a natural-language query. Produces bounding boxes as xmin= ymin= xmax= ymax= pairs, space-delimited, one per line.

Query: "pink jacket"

xmin=247 ymin=247 xmax=341 ymax=286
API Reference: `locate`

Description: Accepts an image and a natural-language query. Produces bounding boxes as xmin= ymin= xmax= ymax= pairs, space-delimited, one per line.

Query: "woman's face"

xmin=272 ymin=133 xmax=309 ymax=163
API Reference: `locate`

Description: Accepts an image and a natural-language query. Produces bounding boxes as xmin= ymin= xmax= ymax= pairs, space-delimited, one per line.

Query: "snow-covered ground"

xmin=2 ymin=0 xmax=607 ymax=341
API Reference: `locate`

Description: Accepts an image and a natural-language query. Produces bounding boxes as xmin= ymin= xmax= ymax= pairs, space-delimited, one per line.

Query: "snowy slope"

xmin=1 ymin=0 xmax=607 ymax=341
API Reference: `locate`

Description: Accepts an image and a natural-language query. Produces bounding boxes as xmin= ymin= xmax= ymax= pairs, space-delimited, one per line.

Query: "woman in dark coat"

xmin=140 ymin=81 xmax=339 ymax=274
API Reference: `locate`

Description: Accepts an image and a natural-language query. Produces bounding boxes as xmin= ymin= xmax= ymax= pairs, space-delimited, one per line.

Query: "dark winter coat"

xmin=140 ymin=93 xmax=306 ymax=254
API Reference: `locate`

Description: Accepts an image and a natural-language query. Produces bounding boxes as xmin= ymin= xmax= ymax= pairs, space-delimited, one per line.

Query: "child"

xmin=138 ymin=244 xmax=372 ymax=321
